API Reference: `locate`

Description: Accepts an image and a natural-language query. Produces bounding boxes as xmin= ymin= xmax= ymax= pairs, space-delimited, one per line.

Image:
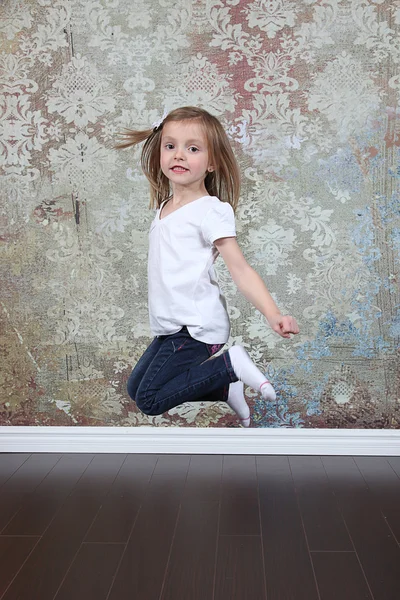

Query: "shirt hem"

xmin=150 ymin=325 xmax=230 ymax=345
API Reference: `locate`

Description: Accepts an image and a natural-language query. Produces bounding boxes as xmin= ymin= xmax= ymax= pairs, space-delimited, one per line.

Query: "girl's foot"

xmin=227 ymin=381 xmax=250 ymax=427
xmin=228 ymin=345 xmax=277 ymax=402
xmin=260 ymin=379 xmax=276 ymax=402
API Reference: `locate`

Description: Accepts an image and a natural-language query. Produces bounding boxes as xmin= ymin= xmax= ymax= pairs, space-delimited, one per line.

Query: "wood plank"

xmin=312 ymin=552 xmax=373 ymax=600
xmin=107 ymin=455 xmax=190 ymax=600
xmin=85 ymin=454 xmax=158 ymax=543
xmin=182 ymin=455 xmax=223 ymax=502
xmin=387 ymin=457 xmax=400 ymax=479
xmin=161 ymin=500 xmax=219 ymax=600
xmin=53 ymin=543 xmax=124 ymax=600
xmin=219 ymin=456 xmax=259 ymax=536
xmin=1 ymin=454 xmax=126 ymax=600
xmin=0 ymin=454 xmax=62 ymax=532
xmin=289 ymin=456 xmax=352 ymax=551
xmin=214 ymin=535 xmax=265 ymax=600
xmin=0 ymin=455 xmax=30 ymax=488
xmin=0 ymin=536 xmax=38 ymax=596
xmin=257 ymin=456 xmax=319 ymax=600
xmin=354 ymin=457 xmax=400 ymax=543
xmin=322 ymin=456 xmax=400 ymax=600
xmin=3 ymin=454 xmax=94 ymax=535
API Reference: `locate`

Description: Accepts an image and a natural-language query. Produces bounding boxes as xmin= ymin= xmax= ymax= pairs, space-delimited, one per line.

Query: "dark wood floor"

xmin=0 ymin=453 xmax=399 ymax=600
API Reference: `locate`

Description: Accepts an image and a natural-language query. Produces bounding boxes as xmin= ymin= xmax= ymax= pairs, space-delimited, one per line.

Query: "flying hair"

xmin=115 ymin=106 xmax=240 ymax=212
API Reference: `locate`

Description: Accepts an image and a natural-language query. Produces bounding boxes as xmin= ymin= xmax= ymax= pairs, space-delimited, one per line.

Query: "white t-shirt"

xmin=147 ymin=195 xmax=236 ymax=344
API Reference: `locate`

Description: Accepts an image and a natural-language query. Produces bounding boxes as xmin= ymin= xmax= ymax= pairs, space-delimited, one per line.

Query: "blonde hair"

xmin=116 ymin=106 xmax=240 ymax=212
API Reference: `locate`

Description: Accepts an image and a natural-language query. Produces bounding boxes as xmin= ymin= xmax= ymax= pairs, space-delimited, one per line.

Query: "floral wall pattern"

xmin=1 ymin=0 xmax=399 ymax=428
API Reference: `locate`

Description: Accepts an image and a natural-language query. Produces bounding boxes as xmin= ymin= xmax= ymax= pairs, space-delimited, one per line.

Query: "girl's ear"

xmin=208 ymin=166 xmax=214 ymax=172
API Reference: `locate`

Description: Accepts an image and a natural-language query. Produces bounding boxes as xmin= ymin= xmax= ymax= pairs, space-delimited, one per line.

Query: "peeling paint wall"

xmin=1 ymin=0 xmax=399 ymax=427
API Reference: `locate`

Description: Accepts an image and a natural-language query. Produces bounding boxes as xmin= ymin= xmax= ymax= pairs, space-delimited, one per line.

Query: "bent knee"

xmin=126 ymin=379 xmax=138 ymax=401
xmin=135 ymin=392 xmax=162 ymax=416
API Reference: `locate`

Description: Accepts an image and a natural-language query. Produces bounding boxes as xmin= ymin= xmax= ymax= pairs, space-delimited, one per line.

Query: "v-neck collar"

xmin=158 ymin=195 xmax=210 ymax=222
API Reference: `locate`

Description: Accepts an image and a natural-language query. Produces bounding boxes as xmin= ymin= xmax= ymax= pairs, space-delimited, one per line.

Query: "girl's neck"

xmin=169 ymin=182 xmax=209 ymax=206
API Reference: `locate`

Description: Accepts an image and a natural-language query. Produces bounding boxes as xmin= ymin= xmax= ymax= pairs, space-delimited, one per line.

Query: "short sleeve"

xmin=201 ymin=201 xmax=236 ymax=246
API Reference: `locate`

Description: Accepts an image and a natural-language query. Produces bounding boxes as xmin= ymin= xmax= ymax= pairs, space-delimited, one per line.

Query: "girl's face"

xmin=160 ymin=120 xmax=213 ymax=193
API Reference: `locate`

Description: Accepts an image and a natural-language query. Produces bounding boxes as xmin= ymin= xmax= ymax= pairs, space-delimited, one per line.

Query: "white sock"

xmin=227 ymin=381 xmax=250 ymax=427
xmin=228 ymin=345 xmax=276 ymax=402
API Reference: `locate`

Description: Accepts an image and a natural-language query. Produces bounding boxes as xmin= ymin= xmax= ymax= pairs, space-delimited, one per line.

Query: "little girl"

xmin=118 ymin=106 xmax=299 ymax=427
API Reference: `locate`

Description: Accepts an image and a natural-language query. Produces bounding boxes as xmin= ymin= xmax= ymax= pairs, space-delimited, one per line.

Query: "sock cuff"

xmin=260 ymin=380 xmax=271 ymax=390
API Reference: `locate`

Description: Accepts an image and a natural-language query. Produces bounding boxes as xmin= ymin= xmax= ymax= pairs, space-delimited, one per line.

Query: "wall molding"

xmin=0 ymin=426 xmax=399 ymax=455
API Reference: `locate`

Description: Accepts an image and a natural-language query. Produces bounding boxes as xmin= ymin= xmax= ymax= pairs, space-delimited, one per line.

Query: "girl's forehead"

xmin=162 ymin=120 xmax=206 ymax=141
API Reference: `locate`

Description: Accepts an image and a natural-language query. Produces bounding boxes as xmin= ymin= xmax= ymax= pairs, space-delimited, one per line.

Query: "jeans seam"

xmin=223 ymin=351 xmax=237 ymax=382
xmin=176 ymin=340 xmax=188 ymax=352
xmin=141 ymin=344 xmax=178 ymax=402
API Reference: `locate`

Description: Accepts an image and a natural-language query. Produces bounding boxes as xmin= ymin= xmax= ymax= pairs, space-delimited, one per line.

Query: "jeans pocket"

xmin=172 ymin=340 xmax=188 ymax=353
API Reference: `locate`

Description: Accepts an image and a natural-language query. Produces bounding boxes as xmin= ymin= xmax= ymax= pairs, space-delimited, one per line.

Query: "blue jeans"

xmin=127 ymin=327 xmax=238 ymax=416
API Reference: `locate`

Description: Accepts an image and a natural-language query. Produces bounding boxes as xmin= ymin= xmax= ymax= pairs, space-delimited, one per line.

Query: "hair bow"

xmin=152 ymin=110 xmax=168 ymax=131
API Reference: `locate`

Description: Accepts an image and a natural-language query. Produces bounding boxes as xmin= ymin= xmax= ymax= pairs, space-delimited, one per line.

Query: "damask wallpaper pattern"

xmin=0 ymin=0 xmax=399 ymax=428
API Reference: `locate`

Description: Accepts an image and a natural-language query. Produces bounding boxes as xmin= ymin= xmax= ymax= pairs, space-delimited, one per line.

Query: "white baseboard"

xmin=0 ymin=426 xmax=399 ymax=455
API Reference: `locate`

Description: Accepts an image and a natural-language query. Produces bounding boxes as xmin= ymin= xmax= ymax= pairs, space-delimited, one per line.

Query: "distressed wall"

xmin=0 ymin=0 xmax=399 ymax=428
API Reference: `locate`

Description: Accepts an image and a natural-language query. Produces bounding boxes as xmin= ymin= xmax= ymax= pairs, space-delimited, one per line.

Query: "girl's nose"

xmin=174 ymin=147 xmax=184 ymax=160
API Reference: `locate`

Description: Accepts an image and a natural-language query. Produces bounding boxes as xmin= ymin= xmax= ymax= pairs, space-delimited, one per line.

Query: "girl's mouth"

xmin=171 ymin=166 xmax=189 ymax=173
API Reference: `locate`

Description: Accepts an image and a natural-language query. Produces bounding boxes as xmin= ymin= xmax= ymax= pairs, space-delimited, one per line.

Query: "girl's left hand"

xmin=269 ymin=314 xmax=300 ymax=338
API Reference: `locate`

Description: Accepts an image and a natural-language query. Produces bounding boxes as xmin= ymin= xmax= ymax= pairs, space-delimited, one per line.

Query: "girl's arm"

xmin=215 ymin=237 xmax=299 ymax=338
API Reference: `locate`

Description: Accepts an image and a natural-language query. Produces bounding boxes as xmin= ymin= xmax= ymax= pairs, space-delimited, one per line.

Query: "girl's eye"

xmin=189 ymin=146 xmax=199 ymax=153
xmin=165 ymin=143 xmax=174 ymax=150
